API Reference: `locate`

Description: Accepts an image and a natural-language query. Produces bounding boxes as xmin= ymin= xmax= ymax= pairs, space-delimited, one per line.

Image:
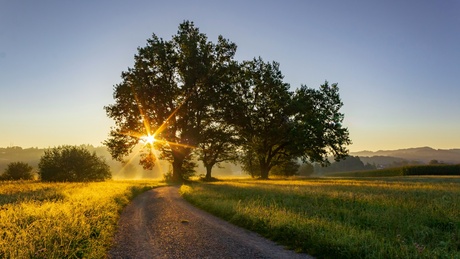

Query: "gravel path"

xmin=108 ymin=186 xmax=314 ymax=259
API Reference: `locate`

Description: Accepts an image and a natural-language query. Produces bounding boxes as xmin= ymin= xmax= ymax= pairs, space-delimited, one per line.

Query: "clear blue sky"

xmin=1 ymin=0 xmax=459 ymax=152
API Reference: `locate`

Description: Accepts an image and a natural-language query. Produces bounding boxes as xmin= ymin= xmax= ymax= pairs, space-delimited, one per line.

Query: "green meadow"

xmin=181 ymin=177 xmax=460 ymax=258
xmin=0 ymin=180 xmax=163 ymax=258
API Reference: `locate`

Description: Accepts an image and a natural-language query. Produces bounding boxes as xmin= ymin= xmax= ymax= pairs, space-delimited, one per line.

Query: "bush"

xmin=1 ymin=162 xmax=34 ymax=180
xmin=38 ymin=145 xmax=111 ymax=182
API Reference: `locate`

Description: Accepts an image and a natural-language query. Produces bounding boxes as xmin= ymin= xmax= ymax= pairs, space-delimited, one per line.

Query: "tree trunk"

xmin=260 ymin=168 xmax=269 ymax=179
xmin=205 ymin=164 xmax=214 ymax=181
xmin=172 ymin=160 xmax=183 ymax=182
xmin=171 ymin=153 xmax=185 ymax=183
xmin=259 ymin=161 xmax=270 ymax=179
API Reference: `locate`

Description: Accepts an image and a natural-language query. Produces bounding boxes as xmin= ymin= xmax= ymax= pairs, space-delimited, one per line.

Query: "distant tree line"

xmin=314 ymin=156 xmax=376 ymax=175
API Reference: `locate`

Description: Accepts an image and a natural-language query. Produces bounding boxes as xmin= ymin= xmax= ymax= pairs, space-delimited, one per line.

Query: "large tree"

xmin=230 ymin=58 xmax=351 ymax=179
xmin=104 ymin=21 xmax=237 ymax=182
xmin=290 ymin=81 xmax=351 ymax=164
xmin=228 ymin=58 xmax=295 ymax=179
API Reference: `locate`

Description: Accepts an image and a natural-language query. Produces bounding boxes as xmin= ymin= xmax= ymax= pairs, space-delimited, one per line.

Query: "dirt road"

xmin=108 ymin=186 xmax=313 ymax=259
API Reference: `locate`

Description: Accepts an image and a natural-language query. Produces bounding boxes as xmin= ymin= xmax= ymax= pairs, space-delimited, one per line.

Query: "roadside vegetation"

xmin=0 ymin=180 xmax=163 ymax=258
xmin=181 ymin=177 xmax=460 ymax=258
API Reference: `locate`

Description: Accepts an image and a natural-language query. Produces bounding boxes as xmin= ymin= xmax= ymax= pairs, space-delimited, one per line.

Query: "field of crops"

xmin=0 ymin=180 xmax=163 ymax=258
xmin=181 ymin=177 xmax=460 ymax=258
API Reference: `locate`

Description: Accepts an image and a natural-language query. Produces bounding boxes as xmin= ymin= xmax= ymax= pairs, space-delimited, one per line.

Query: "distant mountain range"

xmin=351 ymin=147 xmax=460 ymax=165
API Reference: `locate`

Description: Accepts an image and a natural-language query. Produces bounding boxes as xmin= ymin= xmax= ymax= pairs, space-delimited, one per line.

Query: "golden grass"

xmin=0 ymin=180 xmax=164 ymax=258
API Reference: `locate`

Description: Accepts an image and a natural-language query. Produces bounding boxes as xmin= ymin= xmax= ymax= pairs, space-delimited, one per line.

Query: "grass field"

xmin=0 ymin=180 xmax=164 ymax=258
xmin=181 ymin=177 xmax=460 ymax=258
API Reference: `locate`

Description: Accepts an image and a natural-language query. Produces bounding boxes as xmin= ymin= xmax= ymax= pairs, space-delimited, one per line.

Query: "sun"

xmin=140 ymin=134 xmax=155 ymax=146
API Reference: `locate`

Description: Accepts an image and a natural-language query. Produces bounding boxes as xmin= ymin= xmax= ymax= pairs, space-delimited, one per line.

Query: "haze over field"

xmin=1 ymin=1 xmax=459 ymax=152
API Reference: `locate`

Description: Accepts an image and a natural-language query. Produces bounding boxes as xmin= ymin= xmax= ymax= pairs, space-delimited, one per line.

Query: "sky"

xmin=1 ymin=0 xmax=459 ymax=152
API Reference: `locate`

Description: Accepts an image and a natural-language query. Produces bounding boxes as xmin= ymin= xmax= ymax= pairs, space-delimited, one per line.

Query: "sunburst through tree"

xmin=104 ymin=21 xmax=238 ymax=182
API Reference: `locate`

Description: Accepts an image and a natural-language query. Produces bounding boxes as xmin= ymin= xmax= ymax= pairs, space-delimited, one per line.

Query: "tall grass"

xmin=0 ymin=180 xmax=163 ymax=258
xmin=181 ymin=177 xmax=460 ymax=258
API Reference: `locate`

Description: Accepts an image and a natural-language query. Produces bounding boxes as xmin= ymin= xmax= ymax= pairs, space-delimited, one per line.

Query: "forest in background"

xmin=2 ymin=146 xmax=459 ymax=178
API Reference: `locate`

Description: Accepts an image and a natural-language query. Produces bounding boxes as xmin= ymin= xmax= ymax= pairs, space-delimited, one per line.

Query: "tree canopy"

xmin=105 ymin=21 xmax=351 ymax=181
xmin=228 ymin=58 xmax=351 ymax=179
xmin=105 ymin=21 xmax=238 ymax=182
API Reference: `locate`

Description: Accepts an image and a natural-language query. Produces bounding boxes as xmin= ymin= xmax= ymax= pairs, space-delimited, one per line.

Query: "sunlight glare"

xmin=140 ymin=134 xmax=155 ymax=145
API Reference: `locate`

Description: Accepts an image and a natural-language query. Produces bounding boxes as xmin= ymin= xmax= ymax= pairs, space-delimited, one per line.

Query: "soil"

xmin=108 ymin=186 xmax=314 ymax=259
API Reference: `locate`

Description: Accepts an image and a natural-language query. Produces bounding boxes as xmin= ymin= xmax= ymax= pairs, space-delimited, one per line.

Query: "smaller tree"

xmin=2 ymin=162 xmax=34 ymax=180
xmin=38 ymin=145 xmax=111 ymax=182
xmin=196 ymin=125 xmax=240 ymax=180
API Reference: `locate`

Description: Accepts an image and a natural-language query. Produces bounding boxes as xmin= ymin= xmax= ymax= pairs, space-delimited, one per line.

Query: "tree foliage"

xmin=105 ymin=21 xmax=352 ymax=180
xmin=1 ymin=162 xmax=34 ymax=180
xmin=291 ymin=82 xmax=351 ymax=164
xmin=104 ymin=21 xmax=237 ymax=182
xmin=228 ymin=58 xmax=296 ymax=179
xmin=38 ymin=146 xmax=111 ymax=182
xmin=229 ymin=58 xmax=351 ymax=179
xmin=196 ymin=124 xmax=240 ymax=180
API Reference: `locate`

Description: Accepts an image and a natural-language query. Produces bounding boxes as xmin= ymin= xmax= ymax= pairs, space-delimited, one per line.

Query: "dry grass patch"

xmin=0 ymin=180 xmax=164 ymax=258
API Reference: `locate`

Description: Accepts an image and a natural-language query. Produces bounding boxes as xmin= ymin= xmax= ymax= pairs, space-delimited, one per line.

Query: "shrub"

xmin=1 ymin=162 xmax=34 ymax=180
xmin=38 ymin=145 xmax=111 ymax=182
